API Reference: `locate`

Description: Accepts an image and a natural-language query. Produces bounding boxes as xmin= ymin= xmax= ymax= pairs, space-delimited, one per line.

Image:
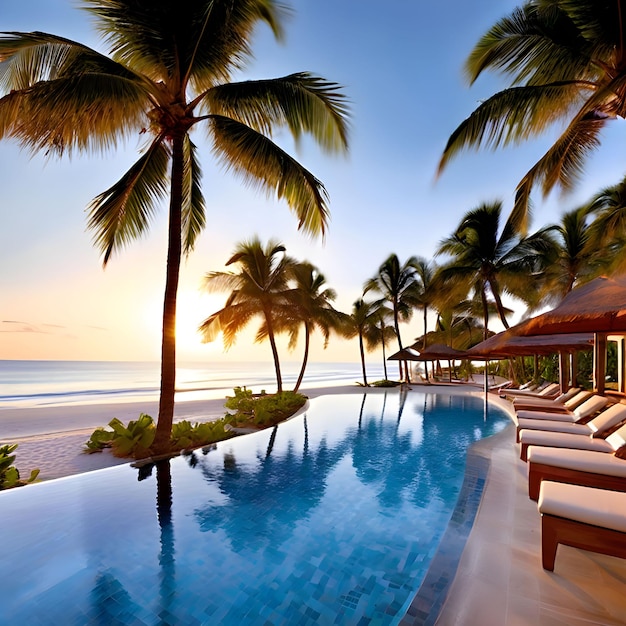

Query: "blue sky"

xmin=2 ymin=0 xmax=625 ymax=364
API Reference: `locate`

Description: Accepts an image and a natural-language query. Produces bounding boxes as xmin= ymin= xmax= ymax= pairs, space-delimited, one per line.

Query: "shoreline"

xmin=4 ymin=381 xmax=499 ymax=482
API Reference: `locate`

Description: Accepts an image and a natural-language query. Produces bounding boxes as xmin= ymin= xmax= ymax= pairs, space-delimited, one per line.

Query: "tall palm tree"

xmin=534 ymin=206 xmax=609 ymax=306
xmin=436 ymin=201 xmax=551 ymax=339
xmin=199 ymin=238 xmax=295 ymax=392
xmin=364 ymin=254 xmax=420 ymax=379
xmin=0 ymin=1 xmax=349 ymax=452
xmin=413 ymin=257 xmax=441 ymax=350
xmin=342 ymin=298 xmax=387 ymax=387
xmin=438 ymin=0 xmax=626 ymax=232
xmin=586 ymin=175 xmax=626 ymax=273
xmin=371 ymin=305 xmax=396 ymax=381
xmin=280 ymin=262 xmax=342 ymax=393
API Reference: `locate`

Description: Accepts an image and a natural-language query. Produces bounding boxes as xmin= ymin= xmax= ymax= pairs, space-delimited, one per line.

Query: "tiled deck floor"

xmin=435 ymin=424 xmax=626 ymax=625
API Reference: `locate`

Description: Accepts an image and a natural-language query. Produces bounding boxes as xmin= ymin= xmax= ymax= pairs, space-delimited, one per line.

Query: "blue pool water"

xmin=0 ymin=391 xmax=509 ymax=625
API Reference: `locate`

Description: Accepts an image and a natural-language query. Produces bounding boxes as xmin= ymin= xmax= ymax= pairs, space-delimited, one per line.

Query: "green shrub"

xmin=0 ymin=443 xmax=39 ymax=490
xmin=371 ymin=379 xmax=400 ymax=387
xmin=225 ymin=387 xmax=307 ymax=427
xmin=170 ymin=419 xmax=233 ymax=451
xmin=84 ymin=414 xmax=155 ymax=459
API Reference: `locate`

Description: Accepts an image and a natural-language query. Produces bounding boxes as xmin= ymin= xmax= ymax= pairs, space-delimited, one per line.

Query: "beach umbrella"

xmin=510 ymin=275 xmax=626 ymax=393
xmin=466 ymin=331 xmax=593 ymax=358
xmin=515 ymin=275 xmax=626 ymax=336
xmin=387 ymin=347 xmax=422 ymax=360
xmin=408 ymin=343 xmax=470 ymax=383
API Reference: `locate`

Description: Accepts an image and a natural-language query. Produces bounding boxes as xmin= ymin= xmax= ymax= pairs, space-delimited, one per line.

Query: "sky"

xmin=2 ymin=0 xmax=626 ymax=366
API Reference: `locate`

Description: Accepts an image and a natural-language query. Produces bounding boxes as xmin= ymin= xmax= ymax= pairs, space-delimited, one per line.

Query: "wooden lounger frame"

xmin=528 ymin=462 xmax=626 ymax=501
xmin=541 ymin=513 xmax=626 ymax=571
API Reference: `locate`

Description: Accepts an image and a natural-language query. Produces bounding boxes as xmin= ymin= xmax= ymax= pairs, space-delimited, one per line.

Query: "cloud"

xmin=1 ymin=320 xmax=62 ymax=334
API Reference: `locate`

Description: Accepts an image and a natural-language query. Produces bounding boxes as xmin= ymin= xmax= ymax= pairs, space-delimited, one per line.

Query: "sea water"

xmin=0 ymin=360 xmax=391 ymax=409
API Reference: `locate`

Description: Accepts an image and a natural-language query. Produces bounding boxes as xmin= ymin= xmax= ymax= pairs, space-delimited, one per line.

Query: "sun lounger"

xmin=527 ymin=446 xmax=626 ymax=500
xmin=512 ymin=387 xmax=581 ymax=410
xmin=515 ymin=394 xmax=607 ymax=424
xmin=516 ymin=402 xmax=626 ymax=441
xmin=503 ymin=382 xmax=559 ymax=399
xmin=518 ymin=406 xmax=626 ymax=461
xmin=537 ymin=481 xmax=626 ymax=571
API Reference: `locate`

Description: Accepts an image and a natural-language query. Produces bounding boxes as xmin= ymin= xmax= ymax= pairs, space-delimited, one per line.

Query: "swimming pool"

xmin=0 ymin=391 xmax=510 ymax=625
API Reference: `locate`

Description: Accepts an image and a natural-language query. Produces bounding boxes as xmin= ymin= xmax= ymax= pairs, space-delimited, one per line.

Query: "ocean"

xmin=0 ymin=359 xmax=391 ymax=409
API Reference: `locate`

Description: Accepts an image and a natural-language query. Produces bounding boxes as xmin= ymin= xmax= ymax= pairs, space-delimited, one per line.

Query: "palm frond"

xmin=205 ymin=72 xmax=350 ymax=152
xmin=438 ymin=82 xmax=583 ymax=175
xmin=83 ymin=0 xmax=288 ymax=87
xmin=210 ymin=115 xmax=329 ymax=236
xmin=87 ymin=138 xmax=170 ymax=265
xmin=0 ymin=32 xmax=148 ymax=155
xmin=181 ymin=136 xmax=206 ymax=254
xmin=465 ymin=4 xmax=594 ymax=86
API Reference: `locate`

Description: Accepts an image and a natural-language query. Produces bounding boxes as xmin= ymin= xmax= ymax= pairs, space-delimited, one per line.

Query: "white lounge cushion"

xmin=520 ymin=429 xmax=613 ymax=453
xmin=516 ymin=395 xmax=608 ymax=422
xmin=527 ymin=447 xmax=626 ymax=478
xmin=538 ymin=481 xmax=626 ymax=533
xmin=513 ymin=387 xmax=581 ymax=407
xmin=517 ymin=418 xmax=600 ymax=436
xmin=518 ymin=403 xmax=626 ymax=438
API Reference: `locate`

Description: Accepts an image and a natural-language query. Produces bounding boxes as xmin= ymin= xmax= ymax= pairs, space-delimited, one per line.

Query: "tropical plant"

xmin=224 ymin=386 xmax=306 ymax=427
xmin=533 ymin=206 xmax=610 ymax=306
xmin=364 ymin=254 xmax=420 ymax=352
xmin=170 ymin=420 xmax=232 ymax=450
xmin=436 ymin=201 xmax=552 ymax=338
xmin=200 ymin=238 xmax=295 ymax=392
xmin=0 ymin=1 xmax=349 ymax=453
xmin=413 ymin=257 xmax=441 ymax=350
xmin=438 ymin=0 xmax=626 ymax=232
xmin=278 ymin=261 xmax=343 ymax=393
xmin=0 ymin=443 xmax=39 ymax=490
xmin=341 ymin=298 xmax=389 ymax=386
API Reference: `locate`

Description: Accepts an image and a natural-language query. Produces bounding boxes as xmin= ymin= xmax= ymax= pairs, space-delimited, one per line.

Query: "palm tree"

xmin=342 ymin=298 xmax=387 ymax=387
xmin=436 ymin=201 xmax=551 ymax=339
xmin=534 ymin=207 xmax=609 ymax=306
xmin=413 ymin=257 xmax=441 ymax=350
xmin=0 ymin=1 xmax=349 ymax=452
xmin=364 ymin=254 xmax=420 ymax=379
xmin=280 ymin=262 xmax=343 ymax=393
xmin=586 ymin=175 xmax=626 ymax=273
xmin=371 ymin=305 xmax=396 ymax=381
xmin=438 ymin=0 xmax=626 ymax=232
xmin=199 ymin=238 xmax=295 ymax=392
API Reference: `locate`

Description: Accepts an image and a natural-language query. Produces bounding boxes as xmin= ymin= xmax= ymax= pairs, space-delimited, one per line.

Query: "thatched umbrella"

xmin=467 ymin=330 xmax=594 ymax=392
xmin=517 ymin=275 xmax=626 ymax=336
xmin=387 ymin=347 xmax=421 ymax=383
xmin=407 ymin=343 xmax=470 ymax=382
xmin=511 ymin=275 xmax=626 ymax=393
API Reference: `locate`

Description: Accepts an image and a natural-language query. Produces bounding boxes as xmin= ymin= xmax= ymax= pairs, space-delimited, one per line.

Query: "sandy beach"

xmin=3 ymin=383 xmax=398 ymax=481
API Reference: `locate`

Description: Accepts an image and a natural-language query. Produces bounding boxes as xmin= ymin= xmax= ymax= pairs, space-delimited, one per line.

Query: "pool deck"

xmin=435 ymin=413 xmax=626 ymax=625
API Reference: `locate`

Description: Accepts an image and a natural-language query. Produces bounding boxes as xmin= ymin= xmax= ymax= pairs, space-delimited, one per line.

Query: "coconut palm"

xmin=364 ymin=254 xmax=420 ymax=380
xmin=534 ymin=206 xmax=610 ymax=306
xmin=199 ymin=238 xmax=295 ymax=392
xmin=586 ymin=175 xmax=626 ymax=273
xmin=342 ymin=298 xmax=388 ymax=387
xmin=412 ymin=257 xmax=441 ymax=350
xmin=436 ymin=201 xmax=552 ymax=339
xmin=0 ymin=1 xmax=349 ymax=452
xmin=279 ymin=262 xmax=343 ymax=393
xmin=438 ymin=0 xmax=626 ymax=232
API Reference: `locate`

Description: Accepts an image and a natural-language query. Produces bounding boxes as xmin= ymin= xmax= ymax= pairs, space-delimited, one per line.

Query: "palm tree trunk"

xmin=359 ymin=332 xmax=368 ymax=386
xmin=381 ymin=322 xmax=388 ymax=380
xmin=264 ymin=307 xmax=283 ymax=392
xmin=393 ymin=307 xmax=404 ymax=380
xmin=153 ymin=133 xmax=184 ymax=454
xmin=293 ymin=323 xmax=310 ymax=393
xmin=480 ymin=285 xmax=490 ymax=341
xmin=422 ymin=305 xmax=428 ymax=349
xmin=489 ymin=277 xmax=510 ymax=329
